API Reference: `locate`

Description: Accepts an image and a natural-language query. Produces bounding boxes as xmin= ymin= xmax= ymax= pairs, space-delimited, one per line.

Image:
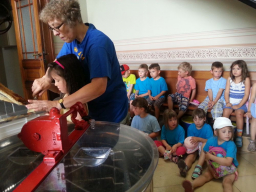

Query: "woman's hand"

xmin=26 ymin=100 xmax=59 ymax=112
xmin=32 ymin=76 xmax=52 ymax=97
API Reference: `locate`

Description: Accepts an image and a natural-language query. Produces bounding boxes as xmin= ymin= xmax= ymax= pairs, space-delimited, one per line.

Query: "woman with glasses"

xmin=27 ymin=0 xmax=128 ymax=123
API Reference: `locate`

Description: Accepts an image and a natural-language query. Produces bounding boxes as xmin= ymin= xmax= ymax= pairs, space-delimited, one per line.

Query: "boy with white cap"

xmin=182 ymin=117 xmax=238 ymax=192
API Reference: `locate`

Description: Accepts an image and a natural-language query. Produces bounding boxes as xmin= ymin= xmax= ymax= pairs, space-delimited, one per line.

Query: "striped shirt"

xmin=229 ymin=77 xmax=245 ymax=105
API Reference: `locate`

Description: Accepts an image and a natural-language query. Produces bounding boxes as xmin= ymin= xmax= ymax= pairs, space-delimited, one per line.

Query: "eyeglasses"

xmin=48 ymin=22 xmax=64 ymax=32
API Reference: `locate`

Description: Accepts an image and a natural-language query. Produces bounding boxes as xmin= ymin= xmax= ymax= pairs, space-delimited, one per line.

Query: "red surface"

xmin=14 ymin=102 xmax=90 ymax=192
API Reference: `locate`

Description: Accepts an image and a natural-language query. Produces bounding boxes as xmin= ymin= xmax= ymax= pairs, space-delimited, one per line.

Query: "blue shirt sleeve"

xmin=161 ymin=125 xmax=166 ymax=140
xmin=220 ymin=77 xmax=227 ymax=89
xmin=205 ymin=79 xmax=212 ymax=91
xmin=226 ymin=141 xmax=237 ymax=159
xmin=203 ymin=136 xmax=215 ymax=152
xmin=161 ymin=78 xmax=168 ymax=91
xmin=57 ymin=43 xmax=72 ymax=58
xmin=151 ymin=117 xmax=161 ymax=132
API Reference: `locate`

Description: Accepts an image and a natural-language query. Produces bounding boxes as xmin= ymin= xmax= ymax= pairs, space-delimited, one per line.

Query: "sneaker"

xmin=235 ymin=137 xmax=243 ymax=148
xmin=178 ymin=159 xmax=188 ymax=177
xmin=247 ymin=139 xmax=256 ymax=152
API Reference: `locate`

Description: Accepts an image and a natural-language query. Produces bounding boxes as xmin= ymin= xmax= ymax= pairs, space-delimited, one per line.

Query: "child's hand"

xmin=207 ymin=101 xmax=212 ymax=109
xmin=149 ymin=95 xmax=154 ymax=100
xmin=190 ymin=137 xmax=198 ymax=144
xmin=153 ymin=96 xmax=160 ymax=100
xmin=135 ymin=94 xmax=139 ymax=98
xmin=246 ymin=111 xmax=252 ymax=118
xmin=171 ymin=145 xmax=177 ymax=153
xmin=226 ymin=102 xmax=232 ymax=107
xmin=166 ymin=145 xmax=172 ymax=151
xmin=127 ymin=93 xmax=130 ymax=99
xmin=205 ymin=152 xmax=213 ymax=161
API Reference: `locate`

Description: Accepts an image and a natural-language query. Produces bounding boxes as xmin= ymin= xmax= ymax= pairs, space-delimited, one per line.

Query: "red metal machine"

xmin=14 ymin=102 xmax=91 ymax=192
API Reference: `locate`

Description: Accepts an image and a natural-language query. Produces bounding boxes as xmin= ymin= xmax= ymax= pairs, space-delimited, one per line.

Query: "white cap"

xmin=213 ymin=117 xmax=234 ymax=130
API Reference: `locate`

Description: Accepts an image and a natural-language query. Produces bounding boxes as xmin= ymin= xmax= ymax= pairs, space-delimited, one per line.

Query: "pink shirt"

xmin=176 ymin=76 xmax=196 ymax=98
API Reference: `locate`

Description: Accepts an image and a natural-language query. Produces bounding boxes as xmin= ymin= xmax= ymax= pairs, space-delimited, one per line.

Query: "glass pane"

xmin=20 ymin=0 xmax=28 ymax=7
xmin=31 ymin=5 xmax=38 ymax=52
xmin=17 ymin=8 xmax=25 ymax=56
xmin=27 ymin=53 xmax=36 ymax=59
xmin=21 ymin=6 xmax=34 ymax=53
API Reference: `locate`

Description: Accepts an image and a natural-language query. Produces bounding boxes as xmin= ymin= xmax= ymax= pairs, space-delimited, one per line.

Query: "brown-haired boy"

xmin=147 ymin=63 xmax=168 ymax=120
xmin=167 ymin=62 xmax=196 ymax=120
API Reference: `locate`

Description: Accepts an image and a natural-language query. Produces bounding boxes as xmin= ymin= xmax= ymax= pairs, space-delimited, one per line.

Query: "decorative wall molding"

xmin=117 ymin=47 xmax=256 ymax=62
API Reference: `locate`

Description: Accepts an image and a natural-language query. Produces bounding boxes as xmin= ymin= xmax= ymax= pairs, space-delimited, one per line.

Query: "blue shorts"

xmin=223 ymin=104 xmax=247 ymax=113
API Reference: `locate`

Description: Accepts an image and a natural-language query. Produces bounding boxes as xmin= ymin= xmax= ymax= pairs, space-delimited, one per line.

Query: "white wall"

xmin=85 ymin=0 xmax=256 ymax=41
xmin=54 ymin=0 xmax=256 ymax=71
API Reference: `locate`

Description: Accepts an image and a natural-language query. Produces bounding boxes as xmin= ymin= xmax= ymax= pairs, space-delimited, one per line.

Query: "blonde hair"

xmin=178 ymin=62 xmax=192 ymax=75
xmin=40 ymin=0 xmax=83 ymax=27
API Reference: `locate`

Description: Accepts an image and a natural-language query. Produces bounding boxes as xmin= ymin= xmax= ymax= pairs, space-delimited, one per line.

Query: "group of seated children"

xmin=121 ymin=59 xmax=256 ymax=191
xmin=121 ymin=60 xmax=256 ymax=149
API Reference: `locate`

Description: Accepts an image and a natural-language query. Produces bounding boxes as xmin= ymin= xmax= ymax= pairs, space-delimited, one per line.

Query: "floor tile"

xmin=234 ymin=174 xmax=256 ymax=192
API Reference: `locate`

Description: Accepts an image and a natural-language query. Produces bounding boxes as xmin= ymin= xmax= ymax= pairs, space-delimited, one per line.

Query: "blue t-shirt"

xmin=57 ymin=23 xmax=127 ymax=123
xmin=205 ymin=77 xmax=226 ymax=101
xmin=134 ymin=77 xmax=150 ymax=95
xmin=187 ymin=123 xmax=213 ymax=139
xmin=161 ymin=124 xmax=185 ymax=146
xmin=203 ymin=136 xmax=238 ymax=167
xmin=131 ymin=114 xmax=161 ymax=140
xmin=149 ymin=77 xmax=168 ymax=98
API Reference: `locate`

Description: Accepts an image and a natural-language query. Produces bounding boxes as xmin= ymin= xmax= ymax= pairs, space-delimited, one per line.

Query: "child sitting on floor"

xmin=177 ymin=108 xmax=213 ymax=178
xmin=155 ymin=109 xmax=186 ymax=163
xmin=182 ymin=117 xmax=238 ymax=192
xmin=131 ymin=97 xmax=160 ymax=140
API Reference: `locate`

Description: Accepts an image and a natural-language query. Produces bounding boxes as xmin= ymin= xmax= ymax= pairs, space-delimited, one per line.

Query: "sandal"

xmin=247 ymin=139 xmax=256 ymax=152
xmin=178 ymin=159 xmax=188 ymax=177
xmin=192 ymin=165 xmax=202 ymax=179
xmin=182 ymin=180 xmax=194 ymax=192
xmin=235 ymin=137 xmax=243 ymax=148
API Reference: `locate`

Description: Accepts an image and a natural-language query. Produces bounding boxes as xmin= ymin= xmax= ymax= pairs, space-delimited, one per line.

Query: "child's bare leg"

xmin=222 ymin=173 xmax=235 ymax=192
xmin=129 ymin=101 xmax=134 ymax=117
xmin=154 ymin=105 xmax=160 ymax=120
xmin=158 ymin=146 xmax=166 ymax=156
xmin=235 ymin=109 xmax=244 ymax=136
xmin=251 ymin=118 xmax=256 ymax=141
xmin=167 ymin=96 xmax=173 ymax=109
xmin=192 ymin=168 xmax=214 ymax=189
xmin=177 ymin=110 xmax=185 ymax=120
xmin=185 ymin=152 xmax=197 ymax=169
xmin=223 ymin=108 xmax=233 ymax=118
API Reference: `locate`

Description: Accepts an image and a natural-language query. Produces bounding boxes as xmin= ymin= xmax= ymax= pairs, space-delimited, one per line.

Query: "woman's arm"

xmin=26 ymin=77 xmax=107 ymax=111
